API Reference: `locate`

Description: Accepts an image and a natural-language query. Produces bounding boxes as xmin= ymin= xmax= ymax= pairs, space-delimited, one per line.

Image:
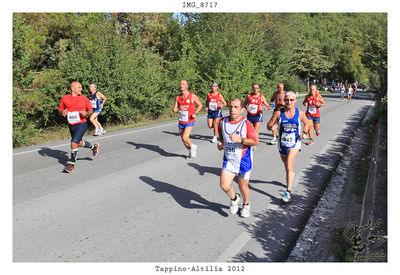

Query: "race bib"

xmin=209 ymin=102 xmax=218 ymax=111
xmin=224 ymin=142 xmax=237 ymax=160
xmin=90 ymin=99 xmax=97 ymax=108
xmin=179 ymin=110 xmax=189 ymax=122
xmin=67 ymin=111 xmax=81 ymax=124
xmin=308 ymin=106 xmax=317 ymax=114
xmin=281 ymin=132 xmax=296 ymax=147
xmin=249 ymin=104 xmax=258 ymax=114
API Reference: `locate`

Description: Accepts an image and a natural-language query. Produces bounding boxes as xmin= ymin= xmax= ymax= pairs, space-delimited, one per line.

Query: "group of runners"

xmin=59 ymin=79 xmax=333 ymax=217
xmin=171 ymin=80 xmax=328 ymax=217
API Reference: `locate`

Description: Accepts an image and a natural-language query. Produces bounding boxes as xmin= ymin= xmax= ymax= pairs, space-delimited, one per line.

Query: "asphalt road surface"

xmin=13 ymin=91 xmax=374 ymax=262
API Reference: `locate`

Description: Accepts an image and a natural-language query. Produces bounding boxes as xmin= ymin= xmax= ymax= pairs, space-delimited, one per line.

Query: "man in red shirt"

xmin=172 ymin=80 xmax=203 ymax=160
xmin=59 ymin=81 xmax=100 ymax=173
xmin=302 ymin=84 xmax=325 ymax=145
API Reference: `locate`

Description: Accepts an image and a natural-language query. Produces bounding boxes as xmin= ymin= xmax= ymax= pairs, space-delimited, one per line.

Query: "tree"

xmin=289 ymin=39 xmax=333 ymax=91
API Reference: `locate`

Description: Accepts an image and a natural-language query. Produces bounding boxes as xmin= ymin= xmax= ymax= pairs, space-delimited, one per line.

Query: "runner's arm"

xmin=302 ymin=96 xmax=308 ymax=106
xmin=270 ymin=91 xmax=276 ymax=103
xmin=172 ymin=96 xmax=179 ymax=113
xmin=318 ymin=95 xmax=326 ymax=107
xmin=58 ymin=99 xmax=67 ymax=116
xmin=219 ymin=93 xmax=227 ymax=108
xmin=299 ymin=110 xmax=310 ymax=138
xmin=98 ymin=92 xmax=107 ymax=108
xmin=261 ymin=95 xmax=271 ymax=110
xmin=204 ymin=96 xmax=209 ymax=111
xmin=217 ymin=119 xmax=224 ymax=150
xmin=192 ymin=94 xmax=203 ymax=116
xmin=267 ymin=110 xmax=280 ymax=131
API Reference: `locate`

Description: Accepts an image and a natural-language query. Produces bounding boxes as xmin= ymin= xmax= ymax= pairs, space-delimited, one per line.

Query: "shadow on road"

xmin=162 ymin=131 xmax=213 ymax=142
xmin=139 ymin=176 xmax=229 ymax=217
xmin=231 ymin=104 xmax=373 ymax=262
xmin=187 ymin=163 xmax=285 ymax=204
xmin=38 ymin=147 xmax=92 ymax=165
xmin=126 ymin=141 xmax=187 ymax=158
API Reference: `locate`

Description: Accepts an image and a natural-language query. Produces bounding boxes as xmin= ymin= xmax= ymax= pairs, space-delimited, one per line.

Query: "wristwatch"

xmin=241 ymin=138 xmax=245 ymax=144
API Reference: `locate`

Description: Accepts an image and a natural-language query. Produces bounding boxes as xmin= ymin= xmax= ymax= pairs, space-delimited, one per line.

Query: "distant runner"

xmin=269 ymin=83 xmax=286 ymax=145
xmin=347 ymin=85 xmax=353 ymax=103
xmin=218 ymin=98 xmax=259 ymax=217
xmin=59 ymin=81 xmax=100 ymax=173
xmin=340 ymin=85 xmax=345 ymax=102
xmin=267 ymin=91 xmax=309 ymax=204
xmin=302 ymin=84 xmax=325 ymax=145
xmin=173 ymin=80 xmax=203 ymax=160
xmin=204 ymin=82 xmax=227 ymax=143
xmin=88 ymin=83 xmax=107 ymax=136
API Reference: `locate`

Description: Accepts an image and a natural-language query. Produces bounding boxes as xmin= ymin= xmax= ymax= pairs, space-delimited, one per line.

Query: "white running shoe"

xmin=229 ymin=194 xmax=241 ymax=215
xmin=270 ymin=138 xmax=277 ymax=145
xmin=101 ymin=128 xmax=106 ymax=135
xmin=94 ymin=128 xmax=99 ymax=136
xmin=190 ymin=144 xmax=197 ymax=158
xmin=212 ymin=136 xmax=218 ymax=143
xmin=281 ymin=191 xmax=291 ymax=204
xmin=240 ymin=203 xmax=251 ymax=218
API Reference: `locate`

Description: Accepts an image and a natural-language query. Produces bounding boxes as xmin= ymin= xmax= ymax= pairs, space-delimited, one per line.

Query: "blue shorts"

xmin=247 ymin=113 xmax=263 ymax=123
xmin=278 ymin=140 xmax=302 ymax=157
xmin=93 ymin=108 xmax=102 ymax=115
xmin=178 ymin=122 xmax=195 ymax=130
xmin=207 ymin=109 xmax=222 ymax=119
xmin=69 ymin=122 xmax=87 ymax=144
xmin=307 ymin=116 xmax=320 ymax=124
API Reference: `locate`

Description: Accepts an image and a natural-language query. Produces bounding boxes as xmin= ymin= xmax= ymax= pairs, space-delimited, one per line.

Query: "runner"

xmin=88 ymin=83 xmax=107 ymax=136
xmin=172 ymin=80 xmax=203 ymax=160
xmin=269 ymin=83 xmax=286 ymax=145
xmin=351 ymin=82 xmax=357 ymax=97
xmin=204 ymin=82 xmax=227 ymax=143
xmin=244 ymin=83 xmax=270 ymax=149
xmin=347 ymin=85 xmax=353 ymax=103
xmin=217 ymin=98 xmax=259 ymax=217
xmin=340 ymin=85 xmax=345 ymax=102
xmin=302 ymin=84 xmax=325 ymax=145
xmin=59 ymin=81 xmax=100 ymax=173
xmin=267 ymin=91 xmax=309 ymax=204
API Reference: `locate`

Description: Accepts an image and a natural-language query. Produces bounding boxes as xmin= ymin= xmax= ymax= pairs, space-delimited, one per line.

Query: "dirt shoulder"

xmin=287 ymin=103 xmax=387 ymax=262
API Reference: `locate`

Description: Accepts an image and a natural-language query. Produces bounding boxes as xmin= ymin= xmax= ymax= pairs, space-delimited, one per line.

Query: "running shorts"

xmin=207 ymin=109 xmax=222 ymax=119
xmin=278 ymin=140 xmax=301 ymax=157
xmin=247 ymin=113 xmax=263 ymax=123
xmin=69 ymin=122 xmax=87 ymax=144
xmin=178 ymin=122 xmax=195 ymax=130
xmin=306 ymin=115 xmax=320 ymax=124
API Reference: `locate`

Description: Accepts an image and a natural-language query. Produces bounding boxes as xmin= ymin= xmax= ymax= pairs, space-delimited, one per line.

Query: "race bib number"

xmin=90 ymin=99 xmax=97 ymax=109
xmin=67 ymin=111 xmax=81 ymax=124
xmin=179 ymin=110 xmax=189 ymax=122
xmin=281 ymin=132 xmax=296 ymax=147
xmin=249 ymin=104 xmax=258 ymax=114
xmin=209 ymin=102 xmax=218 ymax=111
xmin=308 ymin=106 xmax=317 ymax=114
xmin=224 ymin=142 xmax=237 ymax=160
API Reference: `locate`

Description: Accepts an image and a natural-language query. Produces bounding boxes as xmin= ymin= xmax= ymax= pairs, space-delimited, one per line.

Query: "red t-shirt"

xmin=247 ymin=93 xmax=263 ymax=115
xmin=59 ymin=94 xmax=93 ymax=125
xmin=305 ymin=93 xmax=321 ymax=117
xmin=207 ymin=92 xmax=221 ymax=111
xmin=177 ymin=92 xmax=196 ymax=124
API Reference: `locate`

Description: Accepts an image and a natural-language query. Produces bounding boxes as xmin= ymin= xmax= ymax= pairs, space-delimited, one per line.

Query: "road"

xmin=13 ymin=91 xmax=374 ymax=262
